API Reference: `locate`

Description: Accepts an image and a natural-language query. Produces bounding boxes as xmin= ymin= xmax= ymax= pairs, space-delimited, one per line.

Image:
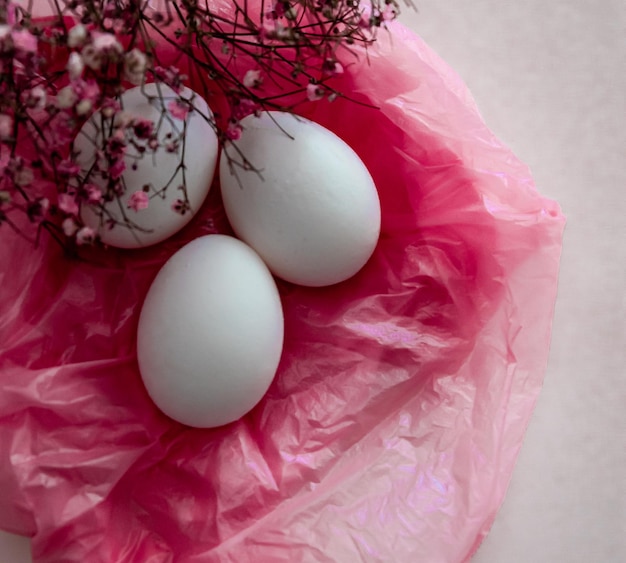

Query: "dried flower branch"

xmin=0 ymin=0 xmax=403 ymax=249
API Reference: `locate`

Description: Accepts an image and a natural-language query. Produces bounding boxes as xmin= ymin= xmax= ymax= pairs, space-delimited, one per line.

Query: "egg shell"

xmin=220 ymin=111 xmax=381 ymax=287
xmin=137 ymin=235 xmax=284 ymax=428
xmin=77 ymin=84 xmax=218 ymax=248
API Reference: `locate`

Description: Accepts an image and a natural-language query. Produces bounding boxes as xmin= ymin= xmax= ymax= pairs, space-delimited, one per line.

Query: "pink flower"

xmin=243 ymin=69 xmax=262 ymax=89
xmin=0 ymin=114 xmax=13 ymax=140
xmin=127 ymin=190 xmax=149 ymax=211
xmin=153 ymin=66 xmax=184 ymax=94
xmin=306 ymin=83 xmax=325 ymax=101
xmin=225 ymin=122 xmax=242 ymax=141
xmin=164 ymin=140 xmax=179 ymax=153
xmin=382 ymin=4 xmax=397 ymax=21
xmin=76 ymin=226 xmax=96 ymax=245
xmin=106 ymin=129 xmax=127 ymax=157
xmin=84 ymin=184 xmax=103 ymax=203
xmin=73 ymin=79 xmax=100 ymax=104
xmin=172 ymin=198 xmax=189 ymax=215
xmin=101 ymin=98 xmax=121 ymax=118
xmin=132 ymin=118 xmax=154 ymax=139
xmin=58 ymin=193 xmax=79 ymax=215
xmin=168 ymin=99 xmax=190 ymax=121
xmin=232 ymin=98 xmax=258 ymax=120
xmin=11 ymin=30 xmax=37 ymax=55
xmin=109 ymin=158 xmax=126 ymax=180
xmin=58 ymin=159 xmax=82 ymax=177
xmin=49 ymin=114 xmax=75 ymax=146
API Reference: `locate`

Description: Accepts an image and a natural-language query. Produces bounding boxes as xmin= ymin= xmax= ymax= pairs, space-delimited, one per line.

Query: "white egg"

xmin=137 ymin=235 xmax=284 ymax=428
xmin=220 ymin=111 xmax=381 ymax=287
xmin=76 ymin=84 xmax=218 ymax=248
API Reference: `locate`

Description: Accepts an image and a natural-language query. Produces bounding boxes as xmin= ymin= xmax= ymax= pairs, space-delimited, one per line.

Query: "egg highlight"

xmin=137 ymin=235 xmax=284 ymax=428
xmin=220 ymin=111 xmax=381 ymax=287
xmin=76 ymin=84 xmax=218 ymax=248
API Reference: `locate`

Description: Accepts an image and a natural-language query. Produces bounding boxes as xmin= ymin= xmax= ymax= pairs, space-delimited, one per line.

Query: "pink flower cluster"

xmin=1 ymin=0 xmax=396 ymax=250
xmin=153 ymin=66 xmax=186 ymax=95
xmin=0 ymin=25 xmax=38 ymax=64
xmin=0 ymin=0 xmax=203 ymax=247
xmin=168 ymin=100 xmax=190 ymax=121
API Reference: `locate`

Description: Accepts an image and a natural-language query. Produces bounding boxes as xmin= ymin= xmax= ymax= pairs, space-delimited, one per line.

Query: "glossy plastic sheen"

xmin=0 ymin=14 xmax=565 ymax=563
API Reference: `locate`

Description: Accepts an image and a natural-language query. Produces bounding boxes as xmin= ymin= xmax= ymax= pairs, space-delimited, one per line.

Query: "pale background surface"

xmin=2 ymin=1 xmax=625 ymax=561
xmin=401 ymin=2 xmax=626 ymax=562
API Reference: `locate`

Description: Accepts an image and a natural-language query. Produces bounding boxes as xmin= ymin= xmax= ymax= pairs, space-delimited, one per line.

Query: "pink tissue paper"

xmin=0 ymin=10 xmax=565 ymax=563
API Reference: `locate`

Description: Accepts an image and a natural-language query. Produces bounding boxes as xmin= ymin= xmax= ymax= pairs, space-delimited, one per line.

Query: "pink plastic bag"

xmin=0 ymin=16 xmax=564 ymax=563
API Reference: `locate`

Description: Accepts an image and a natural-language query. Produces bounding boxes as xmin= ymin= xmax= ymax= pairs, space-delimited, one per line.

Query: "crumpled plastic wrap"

xmin=0 ymin=14 xmax=565 ymax=563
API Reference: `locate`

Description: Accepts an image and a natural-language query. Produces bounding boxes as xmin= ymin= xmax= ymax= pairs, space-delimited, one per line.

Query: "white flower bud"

xmin=0 ymin=25 xmax=11 ymax=45
xmin=92 ymin=32 xmax=123 ymax=55
xmin=243 ymin=69 xmax=262 ymax=89
xmin=62 ymin=218 xmax=78 ymax=237
xmin=113 ymin=111 xmax=132 ymax=128
xmin=56 ymin=86 xmax=77 ymax=109
xmin=81 ymin=33 xmax=123 ymax=70
xmin=29 ymin=86 xmax=47 ymax=109
xmin=68 ymin=24 xmax=88 ymax=48
xmin=81 ymin=45 xmax=99 ymax=70
xmin=0 ymin=113 xmax=12 ymax=139
xmin=75 ymin=99 xmax=93 ymax=116
xmin=67 ymin=52 xmax=84 ymax=79
xmin=123 ymin=49 xmax=148 ymax=86
xmin=14 ymin=166 xmax=34 ymax=186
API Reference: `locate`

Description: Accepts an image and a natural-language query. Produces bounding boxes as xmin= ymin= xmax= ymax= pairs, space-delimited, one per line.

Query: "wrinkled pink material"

xmin=0 ymin=17 xmax=564 ymax=563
